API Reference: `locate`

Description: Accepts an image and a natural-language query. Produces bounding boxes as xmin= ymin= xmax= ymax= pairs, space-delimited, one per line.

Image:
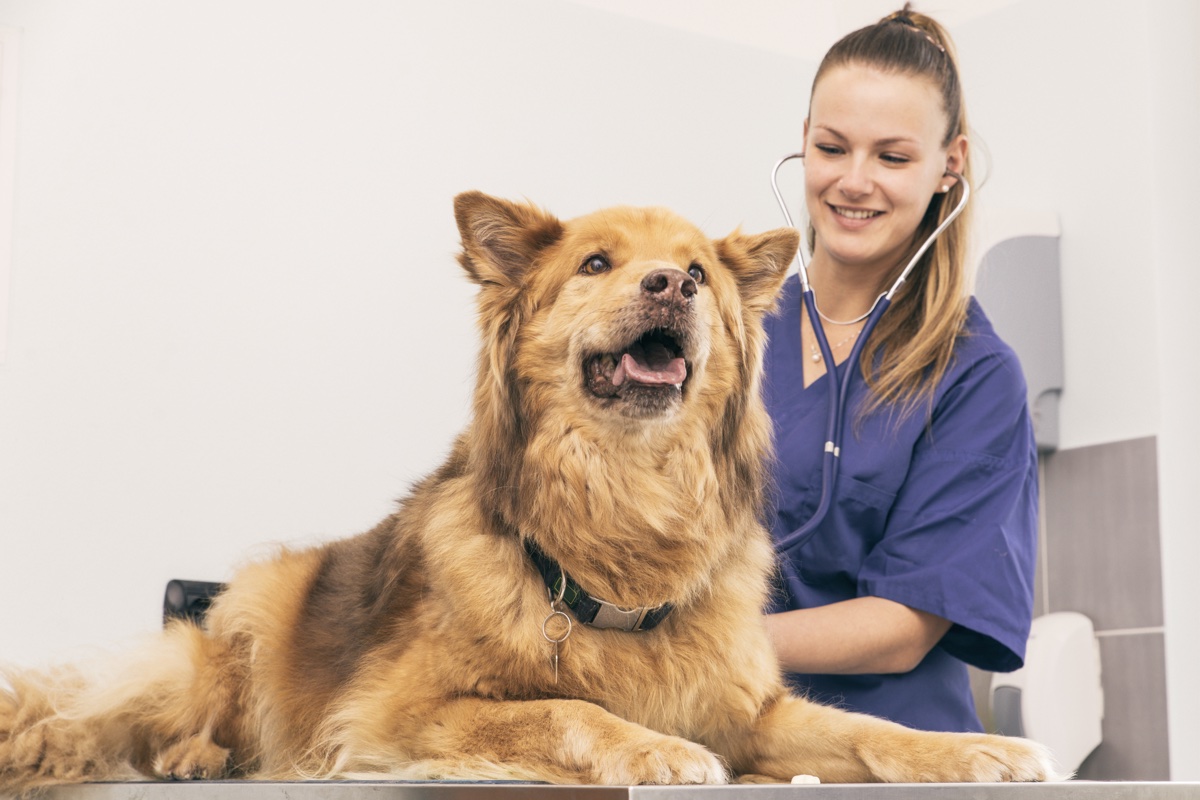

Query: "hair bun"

xmin=882 ymin=6 xmax=948 ymax=54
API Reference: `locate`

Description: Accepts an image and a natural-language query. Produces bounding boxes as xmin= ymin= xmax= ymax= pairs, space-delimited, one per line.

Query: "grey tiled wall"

xmin=970 ymin=436 xmax=1169 ymax=780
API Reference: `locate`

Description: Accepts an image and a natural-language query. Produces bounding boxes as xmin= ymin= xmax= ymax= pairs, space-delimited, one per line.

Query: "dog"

xmin=0 ymin=192 xmax=1058 ymax=791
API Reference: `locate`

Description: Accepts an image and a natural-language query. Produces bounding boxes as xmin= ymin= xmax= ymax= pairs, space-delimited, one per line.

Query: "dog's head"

xmin=453 ymin=191 xmax=797 ymax=523
xmin=455 ymin=192 xmax=796 ymax=418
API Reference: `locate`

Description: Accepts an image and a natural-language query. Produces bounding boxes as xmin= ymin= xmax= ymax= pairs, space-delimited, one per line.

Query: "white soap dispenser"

xmin=990 ymin=611 xmax=1104 ymax=774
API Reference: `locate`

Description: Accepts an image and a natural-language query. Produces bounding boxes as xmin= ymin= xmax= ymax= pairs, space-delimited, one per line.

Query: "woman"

xmin=763 ymin=5 xmax=1037 ymax=734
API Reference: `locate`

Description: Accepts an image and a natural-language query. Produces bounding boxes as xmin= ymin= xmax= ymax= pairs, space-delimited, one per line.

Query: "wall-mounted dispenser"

xmin=990 ymin=612 xmax=1103 ymax=774
xmin=973 ymin=211 xmax=1064 ymax=452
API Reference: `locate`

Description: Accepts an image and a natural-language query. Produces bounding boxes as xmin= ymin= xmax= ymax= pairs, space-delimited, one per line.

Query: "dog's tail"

xmin=0 ymin=621 xmax=241 ymax=795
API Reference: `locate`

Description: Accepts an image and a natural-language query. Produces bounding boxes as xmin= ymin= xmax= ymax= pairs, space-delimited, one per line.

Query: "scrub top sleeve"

xmin=858 ymin=346 xmax=1038 ymax=673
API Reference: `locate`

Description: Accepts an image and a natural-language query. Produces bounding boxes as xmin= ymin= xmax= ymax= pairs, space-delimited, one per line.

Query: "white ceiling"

xmin=562 ymin=0 xmax=1024 ymax=60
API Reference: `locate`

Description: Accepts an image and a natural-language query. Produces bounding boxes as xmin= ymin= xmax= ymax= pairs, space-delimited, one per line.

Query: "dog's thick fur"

xmin=0 ymin=193 xmax=1058 ymax=791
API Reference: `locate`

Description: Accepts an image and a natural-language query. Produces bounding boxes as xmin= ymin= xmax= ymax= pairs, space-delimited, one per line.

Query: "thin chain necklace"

xmin=815 ymin=303 xmax=871 ymax=326
xmin=808 ymin=323 xmax=864 ymax=363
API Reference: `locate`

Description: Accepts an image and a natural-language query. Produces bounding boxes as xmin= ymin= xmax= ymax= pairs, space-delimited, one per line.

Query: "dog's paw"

xmin=153 ymin=735 xmax=231 ymax=781
xmin=864 ymin=731 xmax=1063 ymax=783
xmin=950 ymin=734 xmax=1064 ymax=782
xmin=592 ymin=733 xmax=727 ymax=785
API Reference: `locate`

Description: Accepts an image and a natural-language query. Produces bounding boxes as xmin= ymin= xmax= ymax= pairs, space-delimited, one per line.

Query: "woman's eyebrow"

xmin=811 ymin=124 xmax=920 ymax=148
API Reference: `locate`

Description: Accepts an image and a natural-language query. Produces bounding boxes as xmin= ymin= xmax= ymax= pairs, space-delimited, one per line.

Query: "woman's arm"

xmin=764 ymin=597 xmax=952 ymax=675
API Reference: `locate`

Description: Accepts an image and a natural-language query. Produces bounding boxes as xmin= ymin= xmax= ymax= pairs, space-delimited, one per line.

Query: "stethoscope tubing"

xmin=770 ymin=153 xmax=970 ymax=552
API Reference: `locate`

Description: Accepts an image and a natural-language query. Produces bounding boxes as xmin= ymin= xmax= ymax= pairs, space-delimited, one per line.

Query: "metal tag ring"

xmin=541 ymin=609 xmax=572 ymax=644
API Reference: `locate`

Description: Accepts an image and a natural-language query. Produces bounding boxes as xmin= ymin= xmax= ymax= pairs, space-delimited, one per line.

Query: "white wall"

xmin=564 ymin=0 xmax=1032 ymax=61
xmin=0 ymin=0 xmax=806 ymax=667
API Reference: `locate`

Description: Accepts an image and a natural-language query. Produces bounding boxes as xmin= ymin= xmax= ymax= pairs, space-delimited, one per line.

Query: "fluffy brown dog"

xmin=0 ymin=193 xmax=1058 ymax=791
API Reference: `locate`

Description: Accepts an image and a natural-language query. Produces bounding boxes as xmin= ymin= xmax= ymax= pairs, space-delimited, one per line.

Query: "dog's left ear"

xmin=714 ymin=228 xmax=799 ymax=313
xmin=454 ymin=191 xmax=564 ymax=288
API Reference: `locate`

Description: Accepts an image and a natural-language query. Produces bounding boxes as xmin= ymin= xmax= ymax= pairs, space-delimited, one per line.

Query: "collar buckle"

xmin=590 ymin=600 xmax=656 ymax=632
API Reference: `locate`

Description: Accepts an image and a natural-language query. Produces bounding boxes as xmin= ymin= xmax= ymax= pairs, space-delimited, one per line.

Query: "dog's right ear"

xmin=454 ymin=192 xmax=564 ymax=288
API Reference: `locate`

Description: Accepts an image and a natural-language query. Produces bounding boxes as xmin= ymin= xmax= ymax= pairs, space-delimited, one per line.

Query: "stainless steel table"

xmin=16 ymin=782 xmax=1200 ymax=800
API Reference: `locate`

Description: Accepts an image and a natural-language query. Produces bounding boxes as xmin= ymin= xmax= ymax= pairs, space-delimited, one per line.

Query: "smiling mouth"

xmin=584 ymin=328 xmax=690 ymax=400
xmin=831 ymin=205 xmax=882 ymax=220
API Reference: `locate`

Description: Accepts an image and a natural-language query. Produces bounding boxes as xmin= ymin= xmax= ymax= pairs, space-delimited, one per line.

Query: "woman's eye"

xmin=687 ymin=263 xmax=706 ymax=284
xmin=580 ymin=254 xmax=611 ymax=275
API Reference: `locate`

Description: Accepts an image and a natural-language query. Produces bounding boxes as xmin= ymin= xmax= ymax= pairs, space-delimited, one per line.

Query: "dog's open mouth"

xmin=584 ymin=329 xmax=689 ymax=401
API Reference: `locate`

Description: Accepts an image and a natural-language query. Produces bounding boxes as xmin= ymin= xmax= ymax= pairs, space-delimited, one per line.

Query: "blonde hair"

xmin=809 ymin=4 xmax=973 ymax=420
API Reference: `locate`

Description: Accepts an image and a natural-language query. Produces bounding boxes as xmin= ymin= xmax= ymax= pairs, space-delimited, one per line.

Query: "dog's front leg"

xmin=411 ymin=696 xmax=728 ymax=785
xmin=726 ymin=694 xmax=1059 ymax=783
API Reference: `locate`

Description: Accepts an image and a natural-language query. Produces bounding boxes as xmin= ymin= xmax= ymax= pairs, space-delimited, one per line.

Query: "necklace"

xmin=815 ymin=303 xmax=871 ymax=326
xmin=806 ymin=293 xmax=873 ymax=326
xmin=809 ymin=325 xmax=864 ymax=363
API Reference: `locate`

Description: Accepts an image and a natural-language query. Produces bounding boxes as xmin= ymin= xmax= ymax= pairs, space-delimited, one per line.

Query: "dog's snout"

xmin=641 ymin=269 xmax=697 ymax=304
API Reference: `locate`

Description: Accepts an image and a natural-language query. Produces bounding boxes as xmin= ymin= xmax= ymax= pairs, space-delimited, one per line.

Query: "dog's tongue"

xmin=611 ymin=341 xmax=686 ymax=387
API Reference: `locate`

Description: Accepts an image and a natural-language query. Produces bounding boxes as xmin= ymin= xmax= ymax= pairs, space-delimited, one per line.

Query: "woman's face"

xmin=804 ymin=64 xmax=966 ymax=282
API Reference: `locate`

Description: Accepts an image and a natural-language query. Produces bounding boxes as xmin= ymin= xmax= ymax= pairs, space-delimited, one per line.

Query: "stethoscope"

xmin=768 ymin=152 xmax=971 ymax=552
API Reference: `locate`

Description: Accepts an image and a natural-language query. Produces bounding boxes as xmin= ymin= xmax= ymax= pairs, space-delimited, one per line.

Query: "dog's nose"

xmin=641 ymin=268 xmax=697 ymax=304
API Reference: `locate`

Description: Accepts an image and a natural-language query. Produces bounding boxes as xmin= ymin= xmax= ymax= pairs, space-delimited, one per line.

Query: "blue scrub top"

xmin=763 ymin=274 xmax=1038 ymax=733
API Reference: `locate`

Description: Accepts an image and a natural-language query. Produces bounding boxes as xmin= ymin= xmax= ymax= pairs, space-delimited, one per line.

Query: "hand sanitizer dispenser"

xmin=973 ymin=210 xmax=1064 ymax=453
xmin=990 ymin=612 xmax=1103 ymax=774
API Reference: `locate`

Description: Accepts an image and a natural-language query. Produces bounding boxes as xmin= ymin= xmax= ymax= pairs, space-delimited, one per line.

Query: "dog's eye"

xmin=687 ymin=263 xmax=706 ymax=284
xmin=580 ymin=254 xmax=611 ymax=276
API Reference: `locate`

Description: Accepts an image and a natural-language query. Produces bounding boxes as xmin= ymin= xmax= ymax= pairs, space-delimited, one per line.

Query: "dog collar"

xmin=523 ymin=539 xmax=673 ymax=632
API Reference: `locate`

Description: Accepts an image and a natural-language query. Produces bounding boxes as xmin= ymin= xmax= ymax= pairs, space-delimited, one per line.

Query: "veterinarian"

xmin=762 ymin=5 xmax=1037 ymax=734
